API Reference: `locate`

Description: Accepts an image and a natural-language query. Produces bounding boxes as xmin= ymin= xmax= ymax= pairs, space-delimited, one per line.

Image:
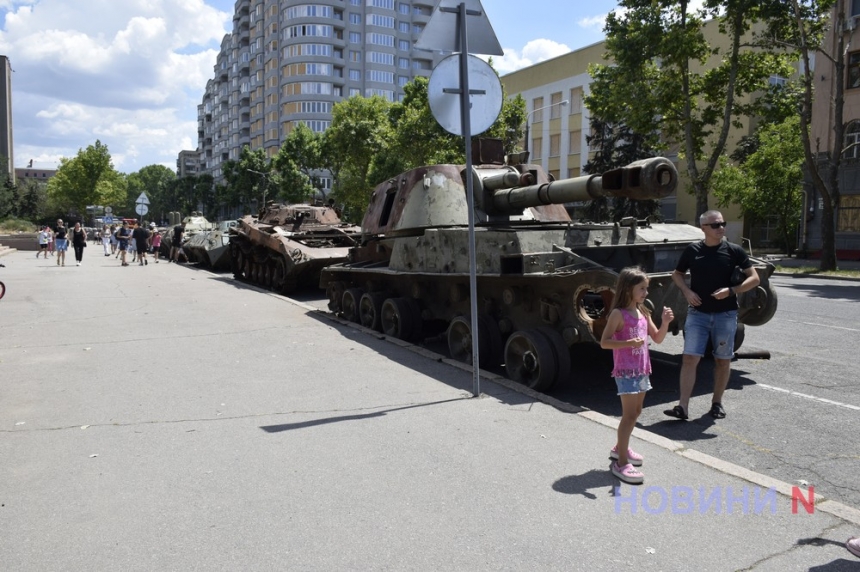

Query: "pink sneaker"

xmin=610 ymin=445 xmax=643 ymax=467
xmin=611 ymin=462 xmax=644 ymax=484
xmin=847 ymin=537 xmax=860 ymax=559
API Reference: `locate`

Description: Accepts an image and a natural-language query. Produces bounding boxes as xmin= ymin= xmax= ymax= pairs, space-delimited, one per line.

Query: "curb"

xmin=286 ymin=293 xmax=860 ymax=527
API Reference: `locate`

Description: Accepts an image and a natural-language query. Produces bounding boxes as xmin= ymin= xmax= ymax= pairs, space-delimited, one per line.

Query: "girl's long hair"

xmin=608 ymin=266 xmax=650 ymax=315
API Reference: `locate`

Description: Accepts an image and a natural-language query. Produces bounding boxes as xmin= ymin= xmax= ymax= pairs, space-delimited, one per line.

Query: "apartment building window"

xmin=286 ymin=5 xmax=333 ymax=18
xmin=844 ymin=120 xmax=860 ymax=159
xmin=398 ymin=75 xmax=409 ymax=86
xmin=287 ymin=24 xmax=332 ymax=38
xmin=365 ymin=88 xmax=394 ymax=100
xmin=398 ymin=39 xmax=410 ymax=51
xmin=368 ymin=33 xmax=395 ymax=46
xmin=349 ymin=69 xmax=361 ymax=81
xmin=370 ymin=14 xmax=395 ymax=28
xmin=838 ymin=194 xmax=860 ymax=231
xmin=368 ymin=51 xmax=394 ymax=65
xmin=550 ymin=92 xmax=563 ymax=119
xmin=531 ymin=137 xmax=542 ymax=160
xmin=368 ymin=70 xmax=394 ymax=83
xmin=350 ymin=32 xmax=361 ymax=43
xmin=368 ymin=0 xmax=394 ymax=9
xmin=569 ymin=130 xmax=582 ymax=154
xmin=549 ymin=169 xmax=560 ymax=181
xmin=351 ymin=0 xmax=361 ymax=4
xmin=398 ymin=2 xmax=410 ymax=14
xmin=569 ymin=88 xmax=582 ymax=114
xmin=398 ymin=57 xmax=409 ymax=69
xmin=849 ymin=52 xmax=860 ymax=89
xmin=349 ymin=88 xmax=361 ymax=97
xmin=349 ymin=13 xmax=361 ymax=24
xmin=350 ymin=50 xmax=362 ymax=62
xmin=531 ymin=97 xmax=544 ymax=123
xmin=399 ymin=21 xmax=410 ymax=33
xmin=550 ymin=134 xmax=560 ymax=157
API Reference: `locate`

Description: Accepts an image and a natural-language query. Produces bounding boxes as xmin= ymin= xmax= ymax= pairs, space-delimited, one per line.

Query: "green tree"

xmin=126 ymin=165 xmax=176 ymax=224
xmin=712 ymin=116 xmax=804 ymax=254
xmin=16 ymin=177 xmax=47 ymax=222
xmin=222 ymin=146 xmax=272 ymax=213
xmin=323 ymin=95 xmax=393 ymax=222
xmin=47 ymin=140 xmax=127 ymax=220
xmin=759 ymin=0 xmax=839 ymax=269
xmin=586 ymin=0 xmax=794 ymax=218
xmin=272 ymin=122 xmax=321 ymax=203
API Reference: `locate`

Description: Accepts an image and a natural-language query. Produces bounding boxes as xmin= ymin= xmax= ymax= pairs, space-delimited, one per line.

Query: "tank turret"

xmin=322 ymin=140 xmax=778 ymax=391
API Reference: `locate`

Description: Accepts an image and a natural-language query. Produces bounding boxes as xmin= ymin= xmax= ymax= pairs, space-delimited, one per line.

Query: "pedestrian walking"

xmin=45 ymin=224 xmax=54 ymax=256
xmin=169 ymin=221 xmax=185 ymax=263
xmin=54 ymin=219 xmax=68 ymax=267
xmin=101 ymin=226 xmax=111 ymax=256
xmin=600 ymin=266 xmax=674 ymax=485
xmin=664 ymin=210 xmax=760 ymax=421
xmin=109 ymin=225 xmax=118 ymax=255
xmin=71 ymin=222 xmax=87 ymax=266
xmin=36 ymin=226 xmax=50 ymax=258
xmin=131 ymin=222 xmax=149 ymax=266
xmin=149 ymin=223 xmax=162 ymax=262
xmin=116 ymin=221 xmax=131 ymax=266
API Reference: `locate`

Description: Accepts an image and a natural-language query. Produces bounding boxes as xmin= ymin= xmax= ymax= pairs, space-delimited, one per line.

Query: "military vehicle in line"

xmin=321 ymin=140 xmax=778 ymax=391
xmin=229 ymin=203 xmax=361 ymax=293
xmin=183 ymin=220 xmax=237 ymax=271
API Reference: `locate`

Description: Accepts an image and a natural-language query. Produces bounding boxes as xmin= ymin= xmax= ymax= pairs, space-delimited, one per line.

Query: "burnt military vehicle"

xmin=321 ymin=140 xmax=778 ymax=391
xmin=183 ymin=220 xmax=237 ymax=271
xmin=230 ymin=203 xmax=361 ymax=293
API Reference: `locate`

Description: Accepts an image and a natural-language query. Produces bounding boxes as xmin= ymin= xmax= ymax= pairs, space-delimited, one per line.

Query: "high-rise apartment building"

xmin=196 ymin=0 xmax=438 ymax=187
xmin=0 ymin=55 xmax=14 ymax=182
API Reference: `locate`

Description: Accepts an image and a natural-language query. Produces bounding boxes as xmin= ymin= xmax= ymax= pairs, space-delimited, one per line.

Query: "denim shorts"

xmin=683 ymin=308 xmax=738 ymax=360
xmin=55 ymin=239 xmax=68 ymax=251
xmin=614 ymin=374 xmax=652 ymax=395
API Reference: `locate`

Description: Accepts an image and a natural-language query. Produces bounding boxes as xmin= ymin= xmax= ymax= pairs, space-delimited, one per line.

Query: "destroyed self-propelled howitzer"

xmin=229 ymin=203 xmax=361 ymax=293
xmin=321 ymin=140 xmax=778 ymax=391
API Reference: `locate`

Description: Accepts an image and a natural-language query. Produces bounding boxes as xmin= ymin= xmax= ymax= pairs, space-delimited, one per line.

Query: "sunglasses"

xmin=704 ymin=222 xmax=727 ymax=229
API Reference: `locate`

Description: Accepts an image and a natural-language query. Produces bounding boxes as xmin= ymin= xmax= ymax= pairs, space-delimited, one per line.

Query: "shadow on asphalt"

xmin=552 ymin=468 xmax=618 ymax=500
xmin=259 ymin=397 xmax=468 ymax=433
xmin=776 ymin=279 xmax=860 ymax=302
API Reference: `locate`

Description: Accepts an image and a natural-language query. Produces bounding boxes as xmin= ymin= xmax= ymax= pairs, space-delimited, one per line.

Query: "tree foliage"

xmin=125 ymin=164 xmax=176 ymax=224
xmin=712 ymin=116 xmax=804 ymax=253
xmin=272 ymin=122 xmax=321 ymax=203
xmin=222 ymin=146 xmax=273 ymax=213
xmin=46 ymin=140 xmax=127 ymax=220
xmin=586 ymin=0 xmax=795 ymax=218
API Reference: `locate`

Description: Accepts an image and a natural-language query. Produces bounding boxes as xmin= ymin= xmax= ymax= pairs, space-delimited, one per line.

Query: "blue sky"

xmin=0 ymin=0 xmax=620 ymax=174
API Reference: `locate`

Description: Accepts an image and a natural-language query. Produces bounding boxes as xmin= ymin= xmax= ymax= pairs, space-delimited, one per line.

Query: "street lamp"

xmin=247 ymin=169 xmax=269 ymax=208
xmin=524 ymin=99 xmax=568 ymax=153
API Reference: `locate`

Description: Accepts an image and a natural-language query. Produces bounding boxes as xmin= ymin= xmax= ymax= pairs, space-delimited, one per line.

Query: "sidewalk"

xmin=0 ymin=250 xmax=858 ymax=571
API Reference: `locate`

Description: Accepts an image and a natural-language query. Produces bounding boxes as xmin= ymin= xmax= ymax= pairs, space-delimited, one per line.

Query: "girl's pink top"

xmin=151 ymin=233 xmax=162 ymax=247
xmin=610 ymin=308 xmax=651 ymax=378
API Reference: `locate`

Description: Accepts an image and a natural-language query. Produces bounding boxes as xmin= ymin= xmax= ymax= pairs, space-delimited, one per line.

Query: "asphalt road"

xmin=297 ymin=274 xmax=860 ymax=510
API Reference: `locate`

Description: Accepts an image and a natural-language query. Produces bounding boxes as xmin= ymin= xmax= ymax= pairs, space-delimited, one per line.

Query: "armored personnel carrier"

xmin=183 ymin=220 xmax=237 ymax=271
xmin=229 ymin=203 xmax=361 ymax=293
xmin=158 ymin=213 xmax=214 ymax=259
xmin=321 ymin=140 xmax=778 ymax=391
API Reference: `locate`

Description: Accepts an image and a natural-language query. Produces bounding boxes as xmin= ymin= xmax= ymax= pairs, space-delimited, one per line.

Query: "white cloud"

xmin=0 ymin=0 xmax=230 ymax=172
xmin=492 ymin=38 xmax=571 ymax=75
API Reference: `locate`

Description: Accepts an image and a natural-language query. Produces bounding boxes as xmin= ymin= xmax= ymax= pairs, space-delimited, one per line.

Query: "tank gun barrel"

xmin=489 ymin=157 xmax=677 ymax=214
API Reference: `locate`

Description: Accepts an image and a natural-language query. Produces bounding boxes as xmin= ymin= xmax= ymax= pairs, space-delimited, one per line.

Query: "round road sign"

xmin=135 ymin=204 xmax=149 ymax=216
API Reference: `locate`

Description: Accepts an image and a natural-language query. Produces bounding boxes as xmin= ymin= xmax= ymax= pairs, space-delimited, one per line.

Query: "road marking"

xmin=757 ymin=383 xmax=860 ymax=411
xmin=781 ymin=318 xmax=860 ymax=333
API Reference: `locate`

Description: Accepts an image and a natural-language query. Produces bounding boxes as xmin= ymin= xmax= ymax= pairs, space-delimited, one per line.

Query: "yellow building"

xmin=500 ymin=20 xmax=764 ymax=246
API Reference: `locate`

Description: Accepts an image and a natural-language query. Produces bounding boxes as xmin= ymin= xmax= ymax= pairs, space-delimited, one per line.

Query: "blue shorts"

xmin=683 ymin=308 xmax=738 ymax=360
xmin=55 ymin=239 xmax=68 ymax=251
xmin=614 ymin=374 xmax=652 ymax=395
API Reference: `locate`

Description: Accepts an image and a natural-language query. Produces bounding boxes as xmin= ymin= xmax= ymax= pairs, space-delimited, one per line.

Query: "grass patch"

xmin=774 ymin=265 xmax=860 ymax=278
xmin=0 ymin=217 xmax=37 ymax=233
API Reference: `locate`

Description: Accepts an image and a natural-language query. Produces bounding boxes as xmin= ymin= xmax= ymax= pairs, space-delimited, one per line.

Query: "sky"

xmin=0 ymin=0 xmax=623 ymax=174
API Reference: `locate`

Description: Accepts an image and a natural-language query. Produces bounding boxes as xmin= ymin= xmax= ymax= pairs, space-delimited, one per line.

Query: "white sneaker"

xmin=76 ymin=262 xmax=81 ymax=266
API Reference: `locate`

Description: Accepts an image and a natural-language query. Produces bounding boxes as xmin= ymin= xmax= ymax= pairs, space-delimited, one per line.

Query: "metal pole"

xmin=457 ymin=2 xmax=481 ymax=398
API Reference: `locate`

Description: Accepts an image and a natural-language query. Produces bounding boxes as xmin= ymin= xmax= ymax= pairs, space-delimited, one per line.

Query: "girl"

xmin=149 ymin=226 xmax=162 ymax=262
xmin=600 ymin=267 xmax=674 ymax=484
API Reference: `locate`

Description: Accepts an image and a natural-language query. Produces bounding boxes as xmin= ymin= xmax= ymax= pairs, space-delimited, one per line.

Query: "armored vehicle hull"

xmin=159 ymin=214 xmax=215 ymax=259
xmin=229 ymin=203 xmax=360 ymax=293
xmin=321 ymin=143 xmax=777 ymax=391
xmin=183 ymin=221 xmax=237 ymax=271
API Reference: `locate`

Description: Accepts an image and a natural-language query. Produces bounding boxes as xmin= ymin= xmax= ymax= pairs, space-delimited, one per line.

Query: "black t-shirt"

xmin=675 ymin=239 xmax=752 ymax=313
xmin=172 ymin=225 xmax=184 ymax=244
xmin=132 ymin=227 xmax=149 ymax=244
xmin=55 ymin=226 xmax=67 ymax=240
xmin=72 ymin=228 xmax=86 ymax=246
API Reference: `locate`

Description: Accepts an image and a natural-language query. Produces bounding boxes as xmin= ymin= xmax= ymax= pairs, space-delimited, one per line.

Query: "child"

xmin=600 ymin=267 xmax=674 ymax=484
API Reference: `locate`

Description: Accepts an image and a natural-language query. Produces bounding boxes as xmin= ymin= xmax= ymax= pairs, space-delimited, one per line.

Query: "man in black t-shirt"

xmin=131 ymin=223 xmax=150 ymax=266
xmin=170 ymin=222 xmax=185 ymax=263
xmin=664 ymin=210 xmax=760 ymax=421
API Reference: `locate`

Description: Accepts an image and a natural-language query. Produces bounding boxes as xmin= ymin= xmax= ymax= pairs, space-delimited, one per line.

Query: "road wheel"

xmin=341 ymin=288 xmax=364 ymax=323
xmin=381 ymin=297 xmax=416 ymax=341
xmin=359 ymin=292 xmax=386 ymax=331
xmin=504 ymin=329 xmax=558 ymax=391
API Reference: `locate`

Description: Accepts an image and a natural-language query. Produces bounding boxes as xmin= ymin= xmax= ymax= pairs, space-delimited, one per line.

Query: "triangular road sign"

xmin=136 ymin=192 xmax=150 ymax=205
xmin=415 ymin=0 xmax=503 ymax=56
